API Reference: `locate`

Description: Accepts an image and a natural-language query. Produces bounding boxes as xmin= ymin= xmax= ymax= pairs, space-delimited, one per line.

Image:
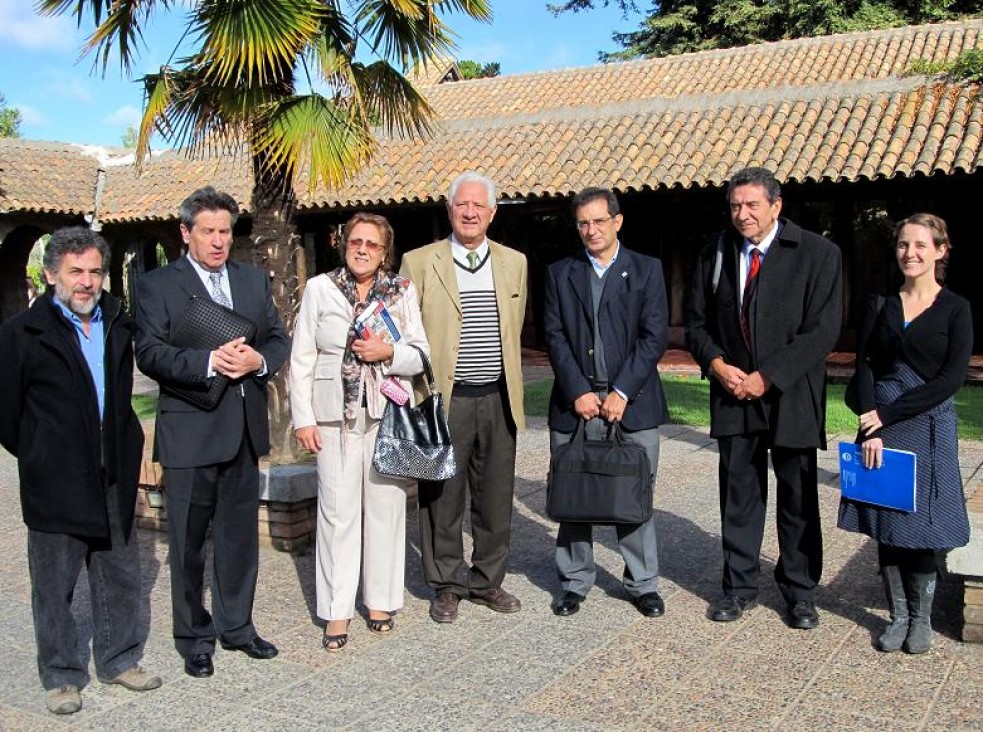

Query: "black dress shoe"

xmin=631 ymin=591 xmax=665 ymax=618
xmin=552 ymin=592 xmax=585 ymax=617
xmin=184 ymin=653 xmax=214 ymax=678
xmin=786 ymin=601 xmax=820 ymax=630
xmin=430 ymin=593 xmax=461 ymax=623
xmin=708 ymin=595 xmax=757 ymax=622
xmin=219 ymin=636 xmax=278 ymax=659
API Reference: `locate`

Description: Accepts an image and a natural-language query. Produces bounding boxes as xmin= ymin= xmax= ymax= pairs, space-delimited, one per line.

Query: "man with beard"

xmin=0 ymin=227 xmax=160 ymax=715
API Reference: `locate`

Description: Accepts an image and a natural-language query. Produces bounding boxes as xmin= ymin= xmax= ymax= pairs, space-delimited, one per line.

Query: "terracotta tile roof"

xmin=3 ymin=20 xmax=982 ymax=221
xmin=0 ymin=139 xmax=252 ymax=222
xmin=0 ymin=139 xmax=101 ymax=217
xmin=100 ymin=148 xmax=252 ymax=222
xmin=296 ymin=19 xmax=983 ymax=208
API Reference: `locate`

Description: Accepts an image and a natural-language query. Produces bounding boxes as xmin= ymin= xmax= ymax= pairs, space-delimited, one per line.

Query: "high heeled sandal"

xmin=322 ymin=623 xmax=350 ymax=652
xmin=366 ymin=614 xmax=394 ymax=634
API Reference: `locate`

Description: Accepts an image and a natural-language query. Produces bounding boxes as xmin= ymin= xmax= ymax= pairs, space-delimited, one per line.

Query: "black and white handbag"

xmin=372 ymin=345 xmax=457 ymax=481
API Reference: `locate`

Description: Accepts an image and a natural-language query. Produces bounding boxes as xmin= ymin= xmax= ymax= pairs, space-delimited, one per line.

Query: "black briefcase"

xmin=546 ymin=420 xmax=653 ymax=525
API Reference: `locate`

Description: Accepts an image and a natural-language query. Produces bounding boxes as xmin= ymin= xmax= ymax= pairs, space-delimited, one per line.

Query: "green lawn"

xmin=132 ymin=394 xmax=158 ymax=420
xmin=524 ymin=376 xmax=983 ymax=441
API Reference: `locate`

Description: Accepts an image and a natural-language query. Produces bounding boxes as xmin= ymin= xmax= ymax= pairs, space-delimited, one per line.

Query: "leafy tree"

xmin=458 ymin=59 xmax=501 ymax=78
xmin=120 ymin=124 xmax=138 ymax=148
xmin=549 ymin=0 xmax=983 ymax=60
xmin=39 ymin=0 xmax=492 ymax=462
xmin=0 ymin=93 xmax=22 ymax=138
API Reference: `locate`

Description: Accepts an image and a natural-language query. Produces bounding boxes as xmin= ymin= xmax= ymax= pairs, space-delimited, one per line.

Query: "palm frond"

xmin=192 ymin=0 xmax=324 ymax=86
xmin=251 ymin=94 xmax=375 ymax=191
xmin=135 ymin=68 xmax=174 ymax=164
xmin=355 ymin=0 xmax=456 ymax=69
xmin=40 ymin=1 xmax=176 ymax=75
xmin=352 ymin=61 xmax=434 ymax=138
xmin=308 ymin=10 xmax=357 ymax=80
xmin=435 ymin=0 xmax=492 ymax=22
xmin=138 ymin=62 xmax=274 ymax=158
xmin=36 ymin=0 xmax=111 ymax=25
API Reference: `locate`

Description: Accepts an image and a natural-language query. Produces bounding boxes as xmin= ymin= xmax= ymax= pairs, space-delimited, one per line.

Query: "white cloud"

xmin=14 ymin=103 xmax=46 ymax=127
xmin=0 ymin=0 xmax=77 ymax=52
xmin=104 ymin=105 xmax=142 ymax=127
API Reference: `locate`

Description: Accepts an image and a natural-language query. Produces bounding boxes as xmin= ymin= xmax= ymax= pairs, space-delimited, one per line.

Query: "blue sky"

xmin=0 ymin=1 xmax=644 ymax=148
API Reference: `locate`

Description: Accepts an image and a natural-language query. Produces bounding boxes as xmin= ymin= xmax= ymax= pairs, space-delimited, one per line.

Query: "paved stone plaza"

xmin=0 ymin=419 xmax=981 ymax=730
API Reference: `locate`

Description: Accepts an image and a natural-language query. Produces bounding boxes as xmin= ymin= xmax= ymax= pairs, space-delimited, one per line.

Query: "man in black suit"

xmin=544 ymin=187 xmax=670 ymax=618
xmin=135 ymin=186 xmax=289 ymax=677
xmin=686 ymin=167 xmax=842 ymax=629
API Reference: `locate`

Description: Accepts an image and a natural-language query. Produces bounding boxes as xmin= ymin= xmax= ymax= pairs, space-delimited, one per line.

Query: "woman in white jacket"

xmin=290 ymin=212 xmax=429 ymax=651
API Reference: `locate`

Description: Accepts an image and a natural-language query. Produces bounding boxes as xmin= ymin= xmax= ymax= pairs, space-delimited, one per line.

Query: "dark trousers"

xmin=418 ymin=387 xmax=517 ymax=596
xmin=27 ymin=484 xmax=144 ymax=690
xmin=717 ymin=433 xmax=822 ymax=604
xmin=164 ymin=436 xmax=259 ymax=657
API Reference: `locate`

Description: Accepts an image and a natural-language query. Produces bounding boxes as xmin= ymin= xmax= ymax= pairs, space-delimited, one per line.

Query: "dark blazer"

xmin=0 ymin=292 xmax=144 ymax=539
xmin=686 ymin=218 xmax=842 ymax=448
xmin=135 ymin=257 xmax=289 ymax=468
xmin=544 ymin=246 xmax=670 ymax=433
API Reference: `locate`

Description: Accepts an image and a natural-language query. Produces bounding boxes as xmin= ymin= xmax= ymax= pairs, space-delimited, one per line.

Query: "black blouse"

xmin=854 ymin=288 xmax=973 ymax=428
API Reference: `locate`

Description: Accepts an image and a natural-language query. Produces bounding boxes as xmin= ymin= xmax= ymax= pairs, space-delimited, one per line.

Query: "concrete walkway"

xmin=1 ymin=422 xmax=981 ymax=730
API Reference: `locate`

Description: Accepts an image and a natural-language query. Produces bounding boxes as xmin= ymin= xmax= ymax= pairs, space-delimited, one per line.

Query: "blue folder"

xmin=838 ymin=442 xmax=917 ymax=512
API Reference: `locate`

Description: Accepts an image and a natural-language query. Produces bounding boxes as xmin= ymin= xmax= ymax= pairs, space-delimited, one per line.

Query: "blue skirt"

xmin=837 ymin=360 xmax=970 ymax=549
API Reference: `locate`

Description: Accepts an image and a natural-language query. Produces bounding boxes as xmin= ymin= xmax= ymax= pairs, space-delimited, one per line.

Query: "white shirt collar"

xmin=450 ymin=235 xmax=489 ymax=267
xmin=186 ymin=254 xmax=228 ymax=281
xmin=743 ymin=221 xmax=779 ymax=257
xmin=586 ymin=241 xmax=621 ymax=276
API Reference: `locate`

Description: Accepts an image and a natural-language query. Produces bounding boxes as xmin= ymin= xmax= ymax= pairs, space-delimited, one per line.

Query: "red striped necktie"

xmin=740 ymin=247 xmax=760 ymax=346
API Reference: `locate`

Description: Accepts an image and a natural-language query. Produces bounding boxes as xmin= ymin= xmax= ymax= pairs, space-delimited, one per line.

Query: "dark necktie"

xmin=740 ymin=247 xmax=760 ymax=346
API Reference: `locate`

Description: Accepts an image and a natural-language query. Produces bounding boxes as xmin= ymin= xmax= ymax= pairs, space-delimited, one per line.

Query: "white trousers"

xmin=315 ymin=409 xmax=408 ymax=620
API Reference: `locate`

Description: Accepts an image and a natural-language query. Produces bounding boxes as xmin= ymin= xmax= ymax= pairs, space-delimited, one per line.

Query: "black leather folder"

xmin=166 ymin=296 xmax=257 ymax=410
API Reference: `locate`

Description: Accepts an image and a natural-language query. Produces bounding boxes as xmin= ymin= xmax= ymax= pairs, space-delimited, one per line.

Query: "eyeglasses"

xmin=346 ymin=238 xmax=382 ymax=252
xmin=575 ymin=216 xmax=614 ymax=232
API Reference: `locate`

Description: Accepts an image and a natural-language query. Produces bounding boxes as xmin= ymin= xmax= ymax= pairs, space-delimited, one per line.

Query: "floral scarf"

xmin=327 ymin=266 xmax=409 ymax=422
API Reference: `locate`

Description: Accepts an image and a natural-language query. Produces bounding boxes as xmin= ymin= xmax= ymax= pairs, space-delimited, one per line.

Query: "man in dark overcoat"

xmin=0 ymin=227 xmax=160 ymax=715
xmin=135 ymin=186 xmax=288 ymax=678
xmin=686 ymin=167 xmax=842 ymax=629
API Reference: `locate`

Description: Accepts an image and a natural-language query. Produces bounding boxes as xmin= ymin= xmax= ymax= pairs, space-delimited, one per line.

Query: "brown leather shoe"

xmin=430 ymin=593 xmax=460 ymax=623
xmin=470 ymin=587 xmax=521 ymax=614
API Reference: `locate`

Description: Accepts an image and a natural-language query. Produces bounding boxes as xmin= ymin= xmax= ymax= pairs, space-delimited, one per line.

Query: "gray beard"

xmin=54 ymin=283 xmax=100 ymax=317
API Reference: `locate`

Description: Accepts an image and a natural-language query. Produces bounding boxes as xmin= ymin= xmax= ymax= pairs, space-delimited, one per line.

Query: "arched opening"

xmin=0 ymin=224 xmax=46 ymax=322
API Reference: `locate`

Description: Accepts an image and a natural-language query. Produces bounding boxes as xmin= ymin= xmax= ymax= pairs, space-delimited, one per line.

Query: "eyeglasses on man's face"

xmin=575 ymin=216 xmax=614 ymax=232
xmin=346 ymin=238 xmax=382 ymax=252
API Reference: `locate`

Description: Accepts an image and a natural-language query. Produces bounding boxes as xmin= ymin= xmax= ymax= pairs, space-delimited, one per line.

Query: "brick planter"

xmin=947 ymin=483 xmax=983 ymax=643
xmin=134 ymin=425 xmax=320 ymax=554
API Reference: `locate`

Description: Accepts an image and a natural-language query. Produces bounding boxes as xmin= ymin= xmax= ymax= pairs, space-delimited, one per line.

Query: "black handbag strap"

xmin=408 ymin=344 xmax=437 ymax=395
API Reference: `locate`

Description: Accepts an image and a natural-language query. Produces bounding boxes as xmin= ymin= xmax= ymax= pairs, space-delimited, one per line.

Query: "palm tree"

xmin=39 ymin=0 xmax=492 ymax=461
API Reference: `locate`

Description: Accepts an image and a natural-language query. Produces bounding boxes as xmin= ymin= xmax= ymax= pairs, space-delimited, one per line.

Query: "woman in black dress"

xmin=839 ymin=213 xmax=972 ymax=654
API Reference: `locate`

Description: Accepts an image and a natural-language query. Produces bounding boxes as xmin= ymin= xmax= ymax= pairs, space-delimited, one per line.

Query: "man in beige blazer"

xmin=400 ymin=171 xmax=528 ymax=623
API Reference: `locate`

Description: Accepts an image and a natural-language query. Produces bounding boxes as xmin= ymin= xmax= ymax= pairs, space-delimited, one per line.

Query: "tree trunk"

xmin=243 ymin=173 xmax=304 ymax=464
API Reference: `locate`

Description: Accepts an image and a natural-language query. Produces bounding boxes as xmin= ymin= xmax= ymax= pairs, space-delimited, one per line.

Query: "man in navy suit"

xmin=135 ymin=186 xmax=289 ymax=677
xmin=544 ymin=187 xmax=670 ymax=618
